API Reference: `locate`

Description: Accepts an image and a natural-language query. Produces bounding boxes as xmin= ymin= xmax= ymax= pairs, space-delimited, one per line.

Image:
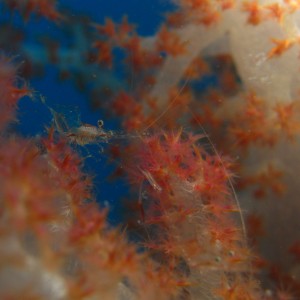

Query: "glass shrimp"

xmin=50 ymin=107 xmax=113 ymax=145
xmin=66 ymin=120 xmax=114 ymax=145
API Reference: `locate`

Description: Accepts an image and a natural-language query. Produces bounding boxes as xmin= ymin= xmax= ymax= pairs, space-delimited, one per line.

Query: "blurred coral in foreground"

xmin=0 ymin=57 xmax=165 ymax=299
xmin=0 ymin=56 xmax=262 ymax=299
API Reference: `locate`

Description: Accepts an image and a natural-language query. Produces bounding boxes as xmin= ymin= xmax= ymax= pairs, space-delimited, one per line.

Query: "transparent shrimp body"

xmin=50 ymin=107 xmax=114 ymax=145
xmin=66 ymin=120 xmax=114 ymax=146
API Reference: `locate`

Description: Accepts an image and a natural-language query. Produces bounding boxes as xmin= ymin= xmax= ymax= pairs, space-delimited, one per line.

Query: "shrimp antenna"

xmin=142 ymin=68 xmax=247 ymax=244
xmin=142 ymin=76 xmax=191 ymax=132
xmin=187 ymin=106 xmax=247 ymax=245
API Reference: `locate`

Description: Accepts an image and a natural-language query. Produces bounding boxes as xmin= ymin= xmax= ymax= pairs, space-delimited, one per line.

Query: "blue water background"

xmin=1 ymin=1 xmax=218 ymax=226
xmin=0 ymin=1 xmax=176 ymax=225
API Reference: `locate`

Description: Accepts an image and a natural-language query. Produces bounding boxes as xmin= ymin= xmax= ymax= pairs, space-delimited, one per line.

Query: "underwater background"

xmin=1 ymin=1 xmax=300 ymax=299
xmin=0 ymin=0 xmax=176 ymax=224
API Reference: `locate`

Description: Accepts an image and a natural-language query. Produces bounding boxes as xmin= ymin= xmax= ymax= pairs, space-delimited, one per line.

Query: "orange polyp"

xmin=93 ymin=40 xmax=113 ymax=67
xmin=9 ymin=85 xmax=31 ymax=103
xmin=156 ymin=26 xmax=187 ymax=57
xmin=209 ymin=221 xmax=242 ymax=246
xmin=267 ymin=38 xmax=295 ymax=59
xmin=184 ymin=57 xmax=209 ymax=80
xmin=274 ymin=103 xmax=295 ymax=126
xmin=95 ymin=18 xmax=116 ymax=38
xmin=199 ymin=104 xmax=221 ymax=128
xmin=204 ymin=202 xmax=239 ymax=218
xmin=265 ymin=3 xmax=285 ymax=23
xmin=166 ymin=11 xmax=186 ymax=27
xmin=117 ymin=15 xmax=135 ymax=42
xmin=284 ymin=0 xmax=300 ymax=13
xmin=242 ymin=1 xmax=264 ymax=25
xmin=112 ymin=91 xmax=142 ymax=117
xmin=258 ymin=164 xmax=286 ymax=196
xmin=216 ymin=279 xmax=259 ymax=300
xmin=123 ymin=35 xmax=159 ymax=72
xmin=180 ymin=0 xmax=210 ymax=10
xmin=220 ymin=0 xmax=235 ymax=10
xmin=70 ymin=206 xmax=107 ymax=243
xmin=23 ymin=0 xmax=61 ymax=21
xmin=199 ymin=10 xmax=220 ymax=26
xmin=274 ymin=102 xmax=300 ymax=139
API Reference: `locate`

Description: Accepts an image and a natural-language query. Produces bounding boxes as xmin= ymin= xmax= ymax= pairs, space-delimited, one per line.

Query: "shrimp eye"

xmin=97 ymin=120 xmax=104 ymax=128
